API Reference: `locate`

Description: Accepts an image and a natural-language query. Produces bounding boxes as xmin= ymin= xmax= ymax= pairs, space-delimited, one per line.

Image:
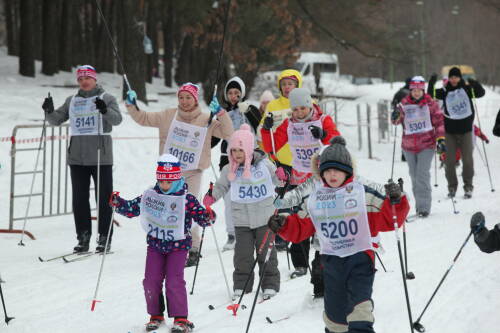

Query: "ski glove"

xmin=275 ymin=167 xmax=288 ymax=182
xmin=470 ymin=212 xmax=486 ymax=235
xmin=209 ymin=96 xmax=223 ymax=116
xmin=42 ymin=96 xmax=54 ymax=114
xmin=262 ymin=113 xmax=274 ymax=130
xmin=203 ymin=193 xmax=216 ymax=208
xmin=384 ymin=180 xmax=402 ymax=204
xmin=207 ymin=207 xmax=217 ymax=222
xmin=108 ymin=191 xmax=120 ymax=208
xmin=268 ymin=214 xmax=286 ymax=233
xmin=126 ymin=90 xmax=137 ymax=106
xmin=95 ymin=97 xmax=107 ymax=114
xmin=391 ymin=109 xmax=401 ymax=122
xmin=309 ymin=125 xmax=325 ymax=140
xmin=436 ymin=138 xmax=446 ymax=154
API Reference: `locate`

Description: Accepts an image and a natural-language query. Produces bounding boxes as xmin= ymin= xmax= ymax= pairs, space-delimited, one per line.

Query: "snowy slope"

xmin=1 ymin=47 xmax=500 ymax=333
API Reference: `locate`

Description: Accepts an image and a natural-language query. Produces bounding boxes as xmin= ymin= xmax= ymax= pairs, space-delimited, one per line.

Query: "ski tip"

xmin=208 ymin=305 xmax=215 ymax=310
xmin=38 ymin=257 xmax=45 ymax=262
xmin=266 ymin=317 xmax=273 ymax=324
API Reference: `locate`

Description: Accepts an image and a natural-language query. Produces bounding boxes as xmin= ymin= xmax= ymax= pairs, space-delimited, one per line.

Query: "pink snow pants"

xmin=143 ymin=246 xmax=188 ymax=318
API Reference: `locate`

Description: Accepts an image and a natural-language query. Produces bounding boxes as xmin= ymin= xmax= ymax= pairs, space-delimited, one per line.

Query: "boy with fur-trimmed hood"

xmin=268 ymin=136 xmax=410 ymax=333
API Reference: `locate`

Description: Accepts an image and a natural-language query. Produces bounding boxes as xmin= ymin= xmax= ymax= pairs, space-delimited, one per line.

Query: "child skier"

xmin=111 ymin=154 xmax=214 ymax=333
xmin=125 ymin=84 xmax=233 ymax=266
xmin=391 ymin=76 xmax=444 ymax=217
xmin=268 ymin=136 xmax=410 ymax=333
xmin=202 ymin=124 xmax=281 ymax=300
xmin=261 ymin=87 xmax=340 ymax=278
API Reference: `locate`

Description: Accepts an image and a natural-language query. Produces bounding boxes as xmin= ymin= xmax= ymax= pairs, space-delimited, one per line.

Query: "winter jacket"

xmin=126 ymin=104 xmax=233 ymax=170
xmin=428 ymin=79 xmax=485 ymax=134
xmin=261 ymin=107 xmax=340 ymax=184
xmin=276 ymin=156 xmax=409 ymax=262
xmin=210 ymin=150 xmax=280 ymax=229
xmin=256 ymin=69 xmax=304 ymax=166
xmin=474 ymin=224 xmax=500 ymax=253
xmin=114 ymin=183 xmax=211 ymax=254
xmin=392 ymin=94 xmax=444 ymax=153
xmin=493 ymin=109 xmax=500 ymax=137
xmin=46 ymin=85 xmax=122 ymax=165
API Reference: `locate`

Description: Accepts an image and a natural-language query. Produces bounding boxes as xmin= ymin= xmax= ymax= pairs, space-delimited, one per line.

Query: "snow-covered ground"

xmin=1 ymin=47 xmax=500 ymax=333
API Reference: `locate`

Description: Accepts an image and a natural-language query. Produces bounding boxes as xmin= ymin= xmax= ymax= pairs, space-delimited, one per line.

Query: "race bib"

xmin=164 ymin=116 xmax=207 ymax=171
xmin=230 ymin=161 xmax=274 ymax=204
xmin=403 ymin=104 xmax=433 ymax=135
xmin=307 ymin=181 xmax=372 ymax=257
xmin=140 ymin=189 xmax=186 ymax=241
xmin=69 ymin=94 xmax=106 ymax=136
xmin=288 ymin=118 xmax=322 ymax=172
xmin=445 ymin=88 xmax=473 ymax=120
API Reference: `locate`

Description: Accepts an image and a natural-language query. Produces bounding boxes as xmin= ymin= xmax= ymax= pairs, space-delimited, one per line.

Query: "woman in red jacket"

xmin=392 ymin=76 xmax=444 ymax=218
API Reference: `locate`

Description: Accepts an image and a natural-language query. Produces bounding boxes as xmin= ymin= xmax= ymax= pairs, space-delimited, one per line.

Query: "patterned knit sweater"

xmin=115 ymin=183 xmax=211 ymax=254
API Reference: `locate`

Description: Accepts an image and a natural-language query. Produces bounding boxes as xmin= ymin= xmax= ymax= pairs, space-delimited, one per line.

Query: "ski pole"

xmin=190 ymin=225 xmax=207 ymax=295
xmin=375 ymin=252 xmax=387 ymax=273
xmin=433 ymin=152 xmax=438 ymax=187
xmin=0 ymin=276 xmax=14 ymax=325
xmin=390 ymin=120 xmax=398 ymax=180
xmin=90 ymin=193 xmax=118 ymax=311
xmin=191 ymin=183 xmax=215 ymax=295
xmin=19 ymin=108 xmax=48 ymax=246
xmin=389 ymin=178 xmax=415 ymax=333
xmin=210 ymin=220 xmax=232 ymax=303
xmin=471 ymin=90 xmax=495 ymax=192
xmin=94 ymin=0 xmax=131 ymax=92
xmin=413 ymin=231 xmax=473 ymax=333
xmin=403 ymin=222 xmax=415 ymax=280
xmin=207 ymin=0 xmax=232 ymax=127
xmin=474 ymin=140 xmax=486 ymax=168
xmin=227 ymin=229 xmax=271 ymax=316
xmin=245 ymin=233 xmax=276 ymax=333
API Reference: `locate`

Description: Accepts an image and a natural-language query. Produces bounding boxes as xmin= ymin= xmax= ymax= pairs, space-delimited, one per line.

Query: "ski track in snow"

xmin=1 ymin=48 xmax=499 ymax=332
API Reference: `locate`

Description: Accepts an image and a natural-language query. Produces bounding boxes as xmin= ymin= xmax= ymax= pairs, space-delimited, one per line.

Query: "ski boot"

xmin=290 ymin=267 xmax=307 ymax=279
xmin=222 ymin=234 xmax=235 ymax=251
xmin=171 ymin=318 xmax=194 ymax=333
xmin=418 ymin=211 xmax=429 ymax=218
xmin=232 ymin=289 xmax=244 ymax=302
xmin=464 ymin=190 xmax=473 ymax=199
xmin=447 ymin=190 xmax=456 ymax=198
xmin=96 ymin=234 xmax=112 ymax=253
xmin=73 ymin=231 xmax=91 ymax=253
xmin=146 ymin=315 xmax=165 ymax=331
xmin=262 ymin=289 xmax=277 ymax=300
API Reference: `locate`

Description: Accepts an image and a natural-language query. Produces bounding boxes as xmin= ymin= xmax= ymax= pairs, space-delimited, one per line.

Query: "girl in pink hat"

xmin=125 ymin=84 xmax=234 ymax=266
xmin=202 ymin=124 xmax=282 ymax=300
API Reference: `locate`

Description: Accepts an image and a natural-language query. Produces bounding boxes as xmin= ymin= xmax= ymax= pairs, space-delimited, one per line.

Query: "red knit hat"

xmin=156 ymin=154 xmax=182 ymax=181
xmin=76 ymin=65 xmax=97 ymax=81
xmin=178 ymin=83 xmax=199 ymax=104
xmin=409 ymin=76 xmax=426 ymax=90
xmin=227 ymin=124 xmax=255 ymax=181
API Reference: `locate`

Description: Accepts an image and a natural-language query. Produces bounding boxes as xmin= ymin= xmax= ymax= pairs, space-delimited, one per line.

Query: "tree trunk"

xmin=162 ymin=0 xmax=174 ymax=87
xmin=41 ymin=0 xmax=59 ymax=75
xmin=59 ymin=0 xmax=73 ymax=71
xmin=33 ymin=0 xmax=43 ymax=61
xmin=95 ymin=0 xmax=115 ymax=73
xmin=5 ymin=0 xmax=20 ymax=56
xmin=175 ymin=34 xmax=193 ymax=86
xmin=121 ymin=0 xmax=147 ymax=103
xmin=19 ymin=0 xmax=35 ymax=77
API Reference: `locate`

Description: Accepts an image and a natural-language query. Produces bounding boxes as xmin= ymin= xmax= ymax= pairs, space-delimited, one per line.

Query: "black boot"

xmin=74 ymin=231 xmax=91 ymax=253
xmin=96 ymin=234 xmax=112 ymax=253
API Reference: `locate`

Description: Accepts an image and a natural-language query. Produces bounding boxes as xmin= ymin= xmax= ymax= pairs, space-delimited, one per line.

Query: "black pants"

xmin=70 ymin=164 xmax=113 ymax=238
xmin=290 ymin=238 xmax=310 ymax=268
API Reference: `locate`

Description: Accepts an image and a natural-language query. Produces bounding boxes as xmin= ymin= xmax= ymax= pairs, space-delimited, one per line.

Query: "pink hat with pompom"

xmin=227 ymin=124 xmax=255 ymax=181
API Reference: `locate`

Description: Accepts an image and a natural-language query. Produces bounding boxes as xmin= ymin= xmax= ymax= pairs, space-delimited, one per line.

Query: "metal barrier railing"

xmin=2 ymin=123 xmax=77 ymax=239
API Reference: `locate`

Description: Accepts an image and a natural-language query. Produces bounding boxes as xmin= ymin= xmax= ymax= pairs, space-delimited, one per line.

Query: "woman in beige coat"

xmin=125 ymin=83 xmax=234 ymax=265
